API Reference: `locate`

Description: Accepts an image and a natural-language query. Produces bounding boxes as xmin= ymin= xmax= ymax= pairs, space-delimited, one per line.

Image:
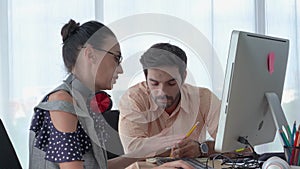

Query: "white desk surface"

xmin=125 ymin=158 xmax=300 ymax=169
xmin=125 ymin=158 xmax=229 ymax=169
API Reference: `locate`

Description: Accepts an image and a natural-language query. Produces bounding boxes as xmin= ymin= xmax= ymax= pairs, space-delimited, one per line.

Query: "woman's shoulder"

xmin=48 ymin=90 xmax=73 ymax=103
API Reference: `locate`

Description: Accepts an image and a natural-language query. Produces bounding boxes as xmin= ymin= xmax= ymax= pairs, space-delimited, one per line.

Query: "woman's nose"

xmin=117 ymin=64 xmax=124 ymax=74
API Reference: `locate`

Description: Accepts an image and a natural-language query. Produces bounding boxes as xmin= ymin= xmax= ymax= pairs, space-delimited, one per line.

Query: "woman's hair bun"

xmin=61 ymin=19 xmax=80 ymax=42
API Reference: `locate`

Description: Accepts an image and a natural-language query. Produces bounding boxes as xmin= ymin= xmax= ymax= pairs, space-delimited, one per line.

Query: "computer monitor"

xmin=215 ymin=30 xmax=290 ymax=153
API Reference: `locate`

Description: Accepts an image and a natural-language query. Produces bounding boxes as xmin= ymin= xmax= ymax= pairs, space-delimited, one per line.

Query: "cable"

xmin=207 ymin=150 xmax=261 ymax=168
xmin=237 ymin=136 xmax=260 ymax=160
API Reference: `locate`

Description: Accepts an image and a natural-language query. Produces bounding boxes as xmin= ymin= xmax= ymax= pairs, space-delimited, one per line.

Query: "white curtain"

xmin=0 ymin=0 xmax=299 ymax=167
xmin=0 ymin=0 xmax=96 ymax=167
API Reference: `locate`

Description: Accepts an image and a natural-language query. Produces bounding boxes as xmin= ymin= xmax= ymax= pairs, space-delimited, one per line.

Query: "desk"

xmin=126 ymin=158 xmax=300 ymax=169
xmin=125 ymin=158 xmax=228 ymax=169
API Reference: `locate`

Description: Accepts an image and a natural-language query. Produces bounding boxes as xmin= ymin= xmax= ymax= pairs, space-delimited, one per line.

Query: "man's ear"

xmin=181 ymin=70 xmax=187 ymax=84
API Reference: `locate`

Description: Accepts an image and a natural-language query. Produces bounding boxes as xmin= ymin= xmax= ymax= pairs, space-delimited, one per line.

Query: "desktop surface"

xmin=126 ymin=157 xmax=299 ymax=169
xmin=156 ymin=157 xmax=214 ymax=169
xmin=126 ymin=157 xmax=260 ymax=169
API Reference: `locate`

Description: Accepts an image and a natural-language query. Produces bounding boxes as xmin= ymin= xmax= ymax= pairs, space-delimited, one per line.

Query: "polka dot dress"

xmin=30 ymin=98 xmax=92 ymax=163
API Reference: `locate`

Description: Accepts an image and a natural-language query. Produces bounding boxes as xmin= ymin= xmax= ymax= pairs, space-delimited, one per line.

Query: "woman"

xmin=29 ymin=19 xmax=193 ymax=169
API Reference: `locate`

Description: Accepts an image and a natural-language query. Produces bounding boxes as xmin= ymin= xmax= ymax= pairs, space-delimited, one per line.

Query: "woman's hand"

xmin=123 ymin=128 xmax=185 ymax=158
xmin=153 ymin=160 xmax=194 ymax=169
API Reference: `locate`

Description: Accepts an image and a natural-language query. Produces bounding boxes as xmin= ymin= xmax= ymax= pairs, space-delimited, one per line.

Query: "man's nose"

xmin=156 ymin=85 xmax=167 ymax=95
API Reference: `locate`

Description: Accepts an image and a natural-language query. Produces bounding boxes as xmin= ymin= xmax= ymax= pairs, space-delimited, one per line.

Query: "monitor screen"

xmin=215 ymin=31 xmax=289 ymax=153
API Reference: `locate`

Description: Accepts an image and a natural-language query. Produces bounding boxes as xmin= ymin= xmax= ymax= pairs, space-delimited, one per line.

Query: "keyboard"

xmin=156 ymin=157 xmax=214 ymax=169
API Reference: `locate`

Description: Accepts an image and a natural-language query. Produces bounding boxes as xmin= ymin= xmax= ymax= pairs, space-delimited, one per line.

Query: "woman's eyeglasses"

xmin=96 ymin=48 xmax=123 ymax=65
xmin=81 ymin=46 xmax=123 ymax=65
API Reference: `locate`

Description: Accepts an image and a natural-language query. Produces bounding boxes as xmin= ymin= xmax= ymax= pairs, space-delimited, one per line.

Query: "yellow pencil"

xmin=185 ymin=121 xmax=200 ymax=138
xmin=169 ymin=121 xmax=200 ymax=157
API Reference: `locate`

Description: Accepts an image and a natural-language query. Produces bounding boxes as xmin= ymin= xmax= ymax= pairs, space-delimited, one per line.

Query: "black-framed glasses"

xmin=81 ymin=46 xmax=123 ymax=65
xmin=96 ymin=48 xmax=123 ymax=65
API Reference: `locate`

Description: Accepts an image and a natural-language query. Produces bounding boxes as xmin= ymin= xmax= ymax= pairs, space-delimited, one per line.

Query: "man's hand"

xmin=170 ymin=138 xmax=200 ymax=158
xmin=171 ymin=139 xmax=216 ymax=158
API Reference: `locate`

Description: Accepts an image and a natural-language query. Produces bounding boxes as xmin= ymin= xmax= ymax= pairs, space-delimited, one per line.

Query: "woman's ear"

xmin=83 ymin=44 xmax=97 ymax=63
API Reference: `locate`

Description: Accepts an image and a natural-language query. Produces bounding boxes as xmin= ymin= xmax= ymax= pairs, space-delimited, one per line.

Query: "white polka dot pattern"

xmin=30 ymin=104 xmax=92 ymax=163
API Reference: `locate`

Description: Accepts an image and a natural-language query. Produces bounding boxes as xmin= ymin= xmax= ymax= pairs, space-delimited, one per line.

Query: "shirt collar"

xmin=179 ymin=87 xmax=192 ymax=114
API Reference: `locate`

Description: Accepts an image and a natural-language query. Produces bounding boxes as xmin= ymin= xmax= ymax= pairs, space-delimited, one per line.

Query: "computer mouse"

xmin=262 ymin=156 xmax=290 ymax=169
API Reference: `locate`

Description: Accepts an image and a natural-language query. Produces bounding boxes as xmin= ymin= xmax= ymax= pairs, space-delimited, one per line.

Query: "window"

xmin=1 ymin=0 xmax=299 ymax=167
xmin=0 ymin=0 xmax=95 ymax=167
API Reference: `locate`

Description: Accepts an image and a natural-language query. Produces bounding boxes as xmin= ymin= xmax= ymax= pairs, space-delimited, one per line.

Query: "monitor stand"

xmin=265 ymin=92 xmax=290 ymax=140
xmin=237 ymin=93 xmax=289 ymax=161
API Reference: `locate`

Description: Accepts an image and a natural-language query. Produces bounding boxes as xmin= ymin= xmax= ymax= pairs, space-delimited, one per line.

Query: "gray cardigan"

xmin=29 ymin=79 xmax=108 ymax=169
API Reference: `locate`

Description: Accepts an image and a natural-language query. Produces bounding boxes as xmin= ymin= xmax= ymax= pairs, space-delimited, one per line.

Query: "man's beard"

xmin=153 ymin=92 xmax=181 ymax=109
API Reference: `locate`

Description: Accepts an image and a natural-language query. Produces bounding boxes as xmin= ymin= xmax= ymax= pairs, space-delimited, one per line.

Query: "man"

xmin=118 ymin=43 xmax=221 ymax=158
